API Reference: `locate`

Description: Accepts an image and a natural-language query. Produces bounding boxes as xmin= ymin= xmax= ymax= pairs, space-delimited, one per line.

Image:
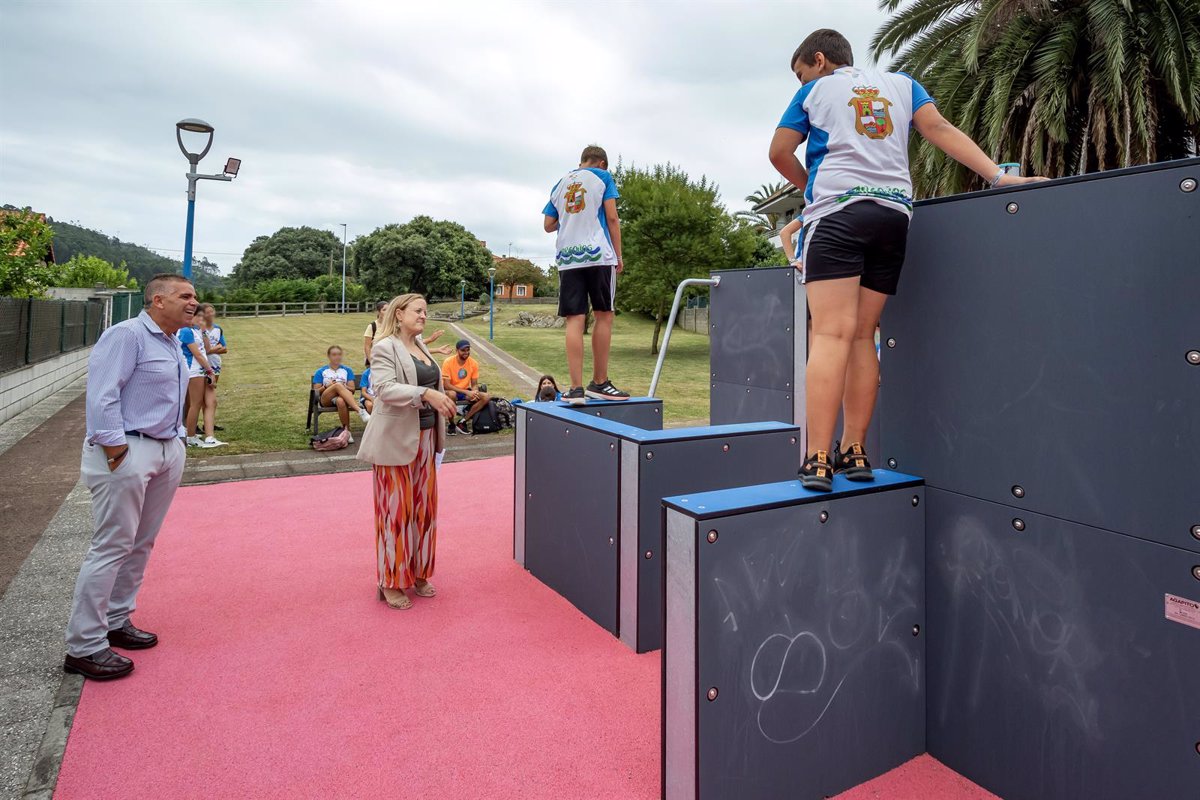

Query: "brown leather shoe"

xmin=64 ymin=648 xmax=134 ymax=680
xmin=107 ymin=623 xmax=158 ymax=650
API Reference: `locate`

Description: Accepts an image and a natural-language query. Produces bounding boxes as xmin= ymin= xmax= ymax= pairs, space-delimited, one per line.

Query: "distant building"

xmin=752 ymin=184 xmax=805 ymax=250
xmin=495 ymin=283 xmax=533 ymax=299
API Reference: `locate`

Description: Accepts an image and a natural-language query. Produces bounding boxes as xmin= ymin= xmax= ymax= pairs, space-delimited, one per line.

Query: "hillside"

xmin=47 ymin=217 xmax=225 ymax=289
xmin=1 ymin=205 xmax=225 ymax=289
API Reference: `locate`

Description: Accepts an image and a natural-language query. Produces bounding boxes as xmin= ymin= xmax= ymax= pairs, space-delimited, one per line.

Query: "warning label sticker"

xmin=1165 ymin=593 xmax=1200 ymax=631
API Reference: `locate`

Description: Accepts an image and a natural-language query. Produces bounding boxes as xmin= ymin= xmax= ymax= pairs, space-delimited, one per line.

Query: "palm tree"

xmin=871 ymin=0 xmax=1200 ymax=197
xmin=736 ymin=181 xmax=788 ymax=231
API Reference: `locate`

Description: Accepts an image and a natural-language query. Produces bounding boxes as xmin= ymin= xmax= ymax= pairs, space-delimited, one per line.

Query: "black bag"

xmin=471 ymin=401 xmax=501 ymax=434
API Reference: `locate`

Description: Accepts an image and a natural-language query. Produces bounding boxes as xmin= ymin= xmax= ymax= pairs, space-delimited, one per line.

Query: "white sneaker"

xmin=348 ymin=432 xmax=355 ymax=444
xmin=186 ymin=436 xmax=202 ymax=447
xmin=358 ymin=408 xmax=371 ymax=423
xmin=199 ymin=436 xmax=226 ymax=448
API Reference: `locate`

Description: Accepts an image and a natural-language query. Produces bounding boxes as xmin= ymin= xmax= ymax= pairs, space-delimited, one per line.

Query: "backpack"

xmin=311 ymin=426 xmax=351 ymax=451
xmin=492 ymin=398 xmax=515 ymax=429
xmin=471 ymin=401 xmax=501 ymax=435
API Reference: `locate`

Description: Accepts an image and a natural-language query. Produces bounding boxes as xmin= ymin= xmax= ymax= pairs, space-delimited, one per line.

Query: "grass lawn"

xmin=434 ymin=301 xmax=712 ymax=425
xmin=208 ymin=313 xmax=521 ymax=455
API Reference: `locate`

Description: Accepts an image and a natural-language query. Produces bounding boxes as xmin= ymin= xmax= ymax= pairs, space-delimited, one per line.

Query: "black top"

xmin=413 ymin=356 xmax=440 ymax=430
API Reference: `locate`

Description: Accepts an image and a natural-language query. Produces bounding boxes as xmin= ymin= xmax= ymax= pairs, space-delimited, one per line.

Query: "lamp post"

xmin=460 ymin=279 xmax=466 ymax=320
xmin=488 ymin=267 xmax=497 ymax=341
xmin=175 ymin=118 xmax=238 ymax=280
xmin=340 ymin=223 xmax=348 ymax=313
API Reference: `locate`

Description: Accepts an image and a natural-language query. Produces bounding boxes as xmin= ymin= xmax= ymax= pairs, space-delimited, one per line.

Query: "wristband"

xmin=988 ymin=169 xmax=1005 ymax=188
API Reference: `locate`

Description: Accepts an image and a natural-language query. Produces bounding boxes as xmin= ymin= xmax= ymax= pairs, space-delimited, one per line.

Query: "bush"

xmin=478 ymin=292 xmax=490 ymax=306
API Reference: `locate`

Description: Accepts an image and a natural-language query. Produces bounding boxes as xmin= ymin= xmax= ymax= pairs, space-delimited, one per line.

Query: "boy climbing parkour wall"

xmin=542 ymin=145 xmax=630 ymax=406
xmin=769 ymin=29 xmax=1045 ymax=491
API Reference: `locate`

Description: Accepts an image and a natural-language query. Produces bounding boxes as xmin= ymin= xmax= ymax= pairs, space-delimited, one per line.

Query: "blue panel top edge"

xmin=663 ymin=471 xmax=924 ymax=519
xmin=522 ymin=401 xmax=797 ymax=442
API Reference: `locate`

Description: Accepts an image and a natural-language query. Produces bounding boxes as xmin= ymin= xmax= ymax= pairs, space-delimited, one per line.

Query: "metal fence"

xmin=0 ymin=296 xmax=106 ymax=375
xmin=109 ymin=291 xmax=142 ymax=325
xmin=211 ymin=301 xmax=371 ymax=318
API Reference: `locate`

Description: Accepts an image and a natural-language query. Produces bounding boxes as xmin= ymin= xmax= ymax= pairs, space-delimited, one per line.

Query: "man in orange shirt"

xmin=441 ymin=340 xmax=490 ymax=434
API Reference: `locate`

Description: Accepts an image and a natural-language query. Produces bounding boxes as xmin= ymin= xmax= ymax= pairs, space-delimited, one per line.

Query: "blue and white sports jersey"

xmin=313 ymin=365 xmax=355 ymax=387
xmin=360 ymin=367 xmax=373 ymax=397
xmin=204 ymin=325 xmax=226 ymax=370
xmin=778 ymin=66 xmax=935 ymax=224
xmin=178 ymin=325 xmax=205 ymax=367
xmin=543 ymin=167 xmax=620 ymax=270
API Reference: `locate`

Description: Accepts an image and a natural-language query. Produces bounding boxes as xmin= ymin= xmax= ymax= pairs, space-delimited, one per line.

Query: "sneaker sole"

xmin=799 ymin=474 xmax=833 ymax=492
xmin=565 ymin=396 xmax=587 ymax=406
xmin=584 ymin=391 xmax=630 ymax=401
xmin=837 ymin=467 xmax=875 ymax=481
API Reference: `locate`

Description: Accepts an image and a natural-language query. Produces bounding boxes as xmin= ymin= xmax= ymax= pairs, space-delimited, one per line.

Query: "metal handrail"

xmin=648 ymin=275 xmax=721 ymax=397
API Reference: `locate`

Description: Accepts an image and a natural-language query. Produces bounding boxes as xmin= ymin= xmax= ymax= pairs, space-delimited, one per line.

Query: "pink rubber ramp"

xmin=56 ymin=456 xmax=995 ymax=800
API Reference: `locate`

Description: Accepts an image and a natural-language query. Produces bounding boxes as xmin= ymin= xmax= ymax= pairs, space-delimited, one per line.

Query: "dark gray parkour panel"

xmin=514 ymin=398 xmax=662 ymax=567
xmin=709 ymin=267 xmax=805 ymax=426
xmin=558 ymin=396 xmax=665 ymax=430
xmin=620 ymin=430 xmax=802 ymax=653
xmin=709 ymin=382 xmax=793 ymax=427
xmin=925 ymin=488 xmax=1200 ymax=800
xmin=663 ymin=473 xmax=926 ymax=800
xmin=881 ymin=158 xmax=1200 ymax=553
xmin=520 ymin=401 xmax=799 ymax=647
xmin=523 ymin=409 xmax=621 ymax=634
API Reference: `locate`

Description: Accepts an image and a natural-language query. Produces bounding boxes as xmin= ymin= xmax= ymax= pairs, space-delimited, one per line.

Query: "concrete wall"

xmin=677 ymin=306 xmax=709 ymax=334
xmin=0 ymin=347 xmax=91 ymax=426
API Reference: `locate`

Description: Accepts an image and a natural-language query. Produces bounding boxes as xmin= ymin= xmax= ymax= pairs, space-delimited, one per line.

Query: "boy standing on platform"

xmin=769 ymin=29 xmax=1045 ymax=491
xmin=542 ymin=145 xmax=630 ymax=406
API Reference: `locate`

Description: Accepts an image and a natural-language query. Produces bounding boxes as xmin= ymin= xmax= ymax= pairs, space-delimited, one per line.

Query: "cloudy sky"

xmin=1 ymin=0 xmax=891 ymax=272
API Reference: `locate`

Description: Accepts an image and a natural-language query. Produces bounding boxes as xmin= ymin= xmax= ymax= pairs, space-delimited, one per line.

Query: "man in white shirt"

xmin=542 ymin=145 xmax=630 ymax=405
xmin=768 ymin=29 xmax=1045 ymax=491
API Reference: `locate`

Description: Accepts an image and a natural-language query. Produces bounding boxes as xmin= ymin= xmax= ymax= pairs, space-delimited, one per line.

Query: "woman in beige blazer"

xmin=357 ymin=293 xmax=457 ymax=609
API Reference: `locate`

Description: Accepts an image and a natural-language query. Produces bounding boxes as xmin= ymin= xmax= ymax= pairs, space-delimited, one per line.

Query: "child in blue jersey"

xmin=360 ymin=366 xmax=375 ymax=414
xmin=768 ymin=29 xmax=1046 ymax=491
xmin=179 ymin=317 xmax=219 ymax=447
xmin=312 ymin=345 xmax=370 ymax=431
xmin=542 ymin=144 xmax=630 ymax=406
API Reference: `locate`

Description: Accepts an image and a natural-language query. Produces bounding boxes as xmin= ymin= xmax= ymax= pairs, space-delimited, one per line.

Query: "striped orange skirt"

xmin=373 ymin=428 xmax=438 ymax=590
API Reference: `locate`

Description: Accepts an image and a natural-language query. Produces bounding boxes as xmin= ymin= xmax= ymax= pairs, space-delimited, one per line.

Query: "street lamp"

xmin=340 ymin=224 xmax=348 ymax=313
xmin=175 ymin=118 xmax=238 ymax=281
xmin=488 ymin=266 xmax=497 ymax=341
xmin=460 ymin=279 xmax=466 ymax=321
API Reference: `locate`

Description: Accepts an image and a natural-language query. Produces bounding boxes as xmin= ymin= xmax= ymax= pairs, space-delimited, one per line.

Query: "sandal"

xmin=377 ymin=586 xmax=412 ymax=610
xmin=413 ymin=580 xmax=437 ymax=598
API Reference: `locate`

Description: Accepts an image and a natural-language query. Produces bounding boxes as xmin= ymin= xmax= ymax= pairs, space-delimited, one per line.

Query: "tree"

xmin=871 ymin=0 xmax=1200 ymax=197
xmin=231 ymin=226 xmax=344 ymax=285
xmin=353 ymin=216 xmax=493 ymax=300
xmin=492 ymin=257 xmax=544 ymax=301
xmin=613 ymin=163 xmax=763 ymax=354
xmin=734 ymin=181 xmax=787 ymax=232
xmin=53 ymin=254 xmax=138 ymax=289
xmin=0 ymin=207 xmax=56 ymax=297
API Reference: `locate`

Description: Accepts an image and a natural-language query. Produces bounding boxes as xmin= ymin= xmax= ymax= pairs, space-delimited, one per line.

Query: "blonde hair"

xmin=374 ymin=293 xmax=426 ymax=341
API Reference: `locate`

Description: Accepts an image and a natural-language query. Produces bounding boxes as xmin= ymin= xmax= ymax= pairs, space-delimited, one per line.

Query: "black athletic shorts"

xmin=801 ymin=201 xmax=910 ymax=295
xmin=558 ymin=264 xmax=616 ymax=317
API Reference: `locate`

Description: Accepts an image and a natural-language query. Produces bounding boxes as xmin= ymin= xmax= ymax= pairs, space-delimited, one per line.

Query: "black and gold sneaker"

xmin=834 ymin=440 xmax=874 ymax=482
xmin=799 ymin=450 xmax=834 ymax=492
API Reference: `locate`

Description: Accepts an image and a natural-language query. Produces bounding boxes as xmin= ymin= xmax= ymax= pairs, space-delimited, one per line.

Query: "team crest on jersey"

xmin=564 ymin=181 xmax=587 ymax=214
xmin=848 ymin=86 xmax=894 ymax=139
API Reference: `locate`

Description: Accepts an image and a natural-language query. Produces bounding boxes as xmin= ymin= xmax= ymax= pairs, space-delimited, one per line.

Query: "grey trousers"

xmin=66 ymin=435 xmax=186 ymax=657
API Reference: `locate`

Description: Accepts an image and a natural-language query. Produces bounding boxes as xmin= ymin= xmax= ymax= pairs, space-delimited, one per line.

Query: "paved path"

xmin=447 ymin=321 xmax=541 ymax=394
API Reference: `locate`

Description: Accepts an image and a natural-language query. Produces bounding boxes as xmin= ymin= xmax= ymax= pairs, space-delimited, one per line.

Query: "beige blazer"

xmin=356 ymin=335 xmax=447 ymax=466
